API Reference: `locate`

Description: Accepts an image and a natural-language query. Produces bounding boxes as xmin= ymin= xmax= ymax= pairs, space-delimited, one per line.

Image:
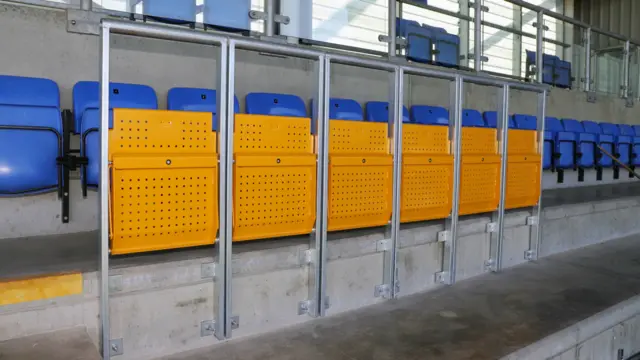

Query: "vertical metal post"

xmin=81 ymin=0 xmax=92 ymax=11
xmin=459 ymin=0 xmax=470 ymax=68
xmin=436 ymin=76 xmax=463 ymax=286
xmin=623 ymin=40 xmax=631 ymax=98
xmin=265 ymin=0 xmax=275 ymax=36
xmin=512 ymin=5 xmax=523 ymax=78
xmin=526 ymin=90 xmax=546 ymax=261
xmin=214 ymin=39 xmax=232 ymax=340
xmin=473 ymin=0 xmax=482 ymax=72
xmin=305 ymin=54 xmax=328 ymax=318
xmin=388 ymin=0 xmax=397 ymax=58
xmin=98 ymin=22 xmax=111 ymax=360
xmin=379 ymin=67 xmax=401 ymax=299
xmin=487 ymin=85 xmax=508 ymax=273
xmin=535 ymin=11 xmax=544 ymax=83
xmin=584 ymin=27 xmax=592 ymax=92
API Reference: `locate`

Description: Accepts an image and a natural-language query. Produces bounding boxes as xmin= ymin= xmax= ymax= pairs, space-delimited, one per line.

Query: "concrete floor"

xmin=159 ymin=234 xmax=640 ymax=360
xmin=0 ymin=328 xmax=99 ymax=360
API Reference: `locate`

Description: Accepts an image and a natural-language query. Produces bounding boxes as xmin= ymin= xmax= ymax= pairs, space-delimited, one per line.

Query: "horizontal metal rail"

xmin=400 ymin=0 xmax=570 ymax=48
xmin=504 ymin=0 xmax=640 ymax=46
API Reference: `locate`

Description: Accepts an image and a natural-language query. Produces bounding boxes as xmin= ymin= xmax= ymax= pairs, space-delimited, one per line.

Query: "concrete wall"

xmin=1 ymin=195 xmax=638 ymax=360
xmin=1 ymin=2 xmax=640 ymax=241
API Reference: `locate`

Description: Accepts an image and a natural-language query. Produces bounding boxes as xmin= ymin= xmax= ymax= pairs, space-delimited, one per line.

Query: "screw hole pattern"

xmin=329 ymin=121 xmax=388 ymax=154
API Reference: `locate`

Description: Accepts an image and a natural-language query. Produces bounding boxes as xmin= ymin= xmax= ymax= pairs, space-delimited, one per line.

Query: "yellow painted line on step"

xmin=0 ymin=273 xmax=83 ymax=306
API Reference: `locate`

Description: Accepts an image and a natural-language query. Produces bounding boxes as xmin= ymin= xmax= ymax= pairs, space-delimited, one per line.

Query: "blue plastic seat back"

xmin=397 ymin=19 xmax=433 ymax=63
xmin=73 ymin=81 xmax=158 ymax=134
xmin=462 ymin=109 xmax=484 ymax=127
xmin=513 ymin=114 xmax=537 ymax=130
xmin=543 ymin=117 xmax=575 ymax=169
xmin=542 ymin=54 xmax=556 ymax=85
xmin=618 ymin=124 xmax=635 ymax=137
xmin=245 ymin=93 xmax=307 ymax=117
xmin=545 ymin=117 xmax=563 ymax=133
xmin=591 ymin=122 xmax=615 ymax=166
xmin=601 ymin=123 xmax=631 ymax=164
xmin=562 ymin=119 xmax=594 ymax=168
xmin=433 ymin=31 xmax=460 ymax=66
xmin=634 ymin=125 xmax=640 ymax=138
xmin=327 ymin=98 xmax=363 ymax=120
xmin=581 ymin=120 xmax=602 ymax=134
xmin=142 ymin=0 xmax=196 ymax=23
xmin=75 ymin=81 xmax=158 ymax=187
xmin=167 ymin=87 xmax=240 ymax=131
xmin=526 ymin=50 xmax=536 ymax=64
xmin=365 ymin=101 xmax=410 ymax=123
xmin=626 ymin=125 xmax=640 ymax=166
xmin=410 ymin=105 xmax=449 ymax=125
xmin=555 ymin=60 xmax=572 ymax=88
xmin=0 ymin=75 xmax=62 ymax=194
xmin=482 ymin=111 xmax=515 ymax=128
xmin=203 ymin=0 xmax=250 ymax=31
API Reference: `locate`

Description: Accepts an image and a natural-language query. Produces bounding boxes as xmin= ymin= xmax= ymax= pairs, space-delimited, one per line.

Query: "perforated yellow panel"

xmin=328 ymin=156 xmax=393 ymax=231
xmin=403 ymin=124 xmax=449 ymax=154
xmin=459 ymin=157 xmax=501 ymax=215
xmin=508 ymin=129 xmax=538 ymax=155
xmin=506 ymin=156 xmax=541 ymax=209
xmin=109 ymin=109 xmax=218 ymax=255
xmin=327 ymin=120 xmax=392 ymax=231
xmin=401 ymin=156 xmax=453 ymax=223
xmin=462 ymin=127 xmax=498 ymax=154
xmin=234 ymin=114 xmax=316 ymax=241
xmin=400 ymin=124 xmax=453 ymax=223
xmin=506 ymin=129 xmax=541 ymax=209
xmin=458 ymin=127 xmax=501 ymax=215
xmin=329 ymin=120 xmax=388 ymax=154
xmin=235 ymin=114 xmax=312 ymax=154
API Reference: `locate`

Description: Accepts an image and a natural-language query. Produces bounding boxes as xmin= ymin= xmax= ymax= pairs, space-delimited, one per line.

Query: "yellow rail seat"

xmin=508 ymin=114 xmax=542 ymax=209
xmin=235 ymin=93 xmax=316 ymax=241
xmin=110 ymin=109 xmax=218 ymax=255
xmin=402 ymin=106 xmax=454 ymax=223
xmin=459 ymin=109 xmax=501 ymax=215
xmin=328 ymin=99 xmax=393 ymax=231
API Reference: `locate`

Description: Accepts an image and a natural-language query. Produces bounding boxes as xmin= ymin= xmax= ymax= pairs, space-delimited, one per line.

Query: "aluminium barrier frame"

xmin=98 ymin=18 xmax=547 ymax=359
xmin=99 ymin=19 xmax=230 ymax=359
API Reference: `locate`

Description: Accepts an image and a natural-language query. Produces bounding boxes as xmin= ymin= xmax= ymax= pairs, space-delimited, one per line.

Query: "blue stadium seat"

xmin=141 ymin=0 xmax=196 ymax=23
xmin=543 ymin=117 xmax=576 ymax=170
xmin=0 ymin=75 xmax=62 ymax=195
xmin=167 ymin=87 xmax=240 ymax=131
xmin=555 ymin=59 xmax=572 ymax=88
xmin=74 ymin=81 xmax=158 ymax=189
xmin=203 ymin=0 xmax=251 ymax=31
xmin=462 ymin=109 xmax=485 ymax=127
xmin=245 ymin=93 xmax=307 ymax=117
xmin=482 ymin=111 xmax=515 ymax=128
xmin=424 ymin=25 xmax=460 ymax=67
xmin=410 ymin=105 xmax=449 ymax=125
xmin=582 ymin=120 xmax=614 ymax=168
xmin=513 ymin=114 xmax=537 ymax=130
xmin=525 ymin=50 xmax=572 ymax=88
xmin=327 ymin=98 xmax=363 ymax=120
xmin=396 ymin=19 xmax=433 ymax=63
xmin=561 ymin=119 xmax=596 ymax=168
xmin=600 ymin=122 xmax=631 ymax=166
xmin=365 ymin=101 xmax=410 ymax=123
xmin=619 ymin=124 xmax=640 ymax=166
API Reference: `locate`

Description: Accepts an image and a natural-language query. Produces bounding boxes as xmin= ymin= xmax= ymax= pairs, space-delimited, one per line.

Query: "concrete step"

xmin=0 ymin=327 xmax=99 ymax=360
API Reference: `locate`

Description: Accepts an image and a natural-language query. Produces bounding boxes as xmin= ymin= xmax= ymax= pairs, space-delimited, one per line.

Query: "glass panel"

xmin=592 ymin=33 xmax=624 ymax=96
xmin=92 ymin=0 xmax=263 ymax=33
xmin=481 ymin=0 xmax=517 ymax=76
xmin=311 ymin=0 xmax=388 ymax=52
xmin=630 ymin=47 xmax=640 ymax=99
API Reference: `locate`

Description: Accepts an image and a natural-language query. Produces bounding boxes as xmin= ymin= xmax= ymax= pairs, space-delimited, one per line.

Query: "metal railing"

xmin=5 ymin=0 xmax=639 ymax=99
